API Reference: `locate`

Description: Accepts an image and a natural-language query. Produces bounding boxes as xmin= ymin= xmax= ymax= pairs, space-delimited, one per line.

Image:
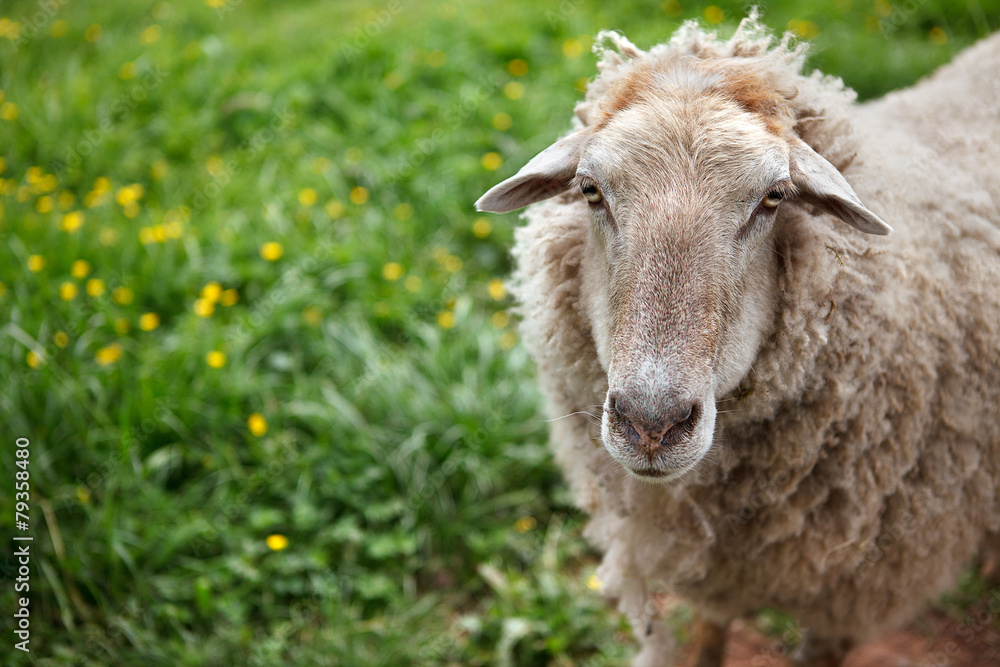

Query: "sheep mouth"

xmin=623 ymin=465 xmax=687 ymax=482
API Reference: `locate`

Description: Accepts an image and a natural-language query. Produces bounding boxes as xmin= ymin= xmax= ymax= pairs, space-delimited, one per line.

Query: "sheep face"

xmin=477 ymin=63 xmax=889 ymax=482
xmin=578 ymin=97 xmax=790 ymax=481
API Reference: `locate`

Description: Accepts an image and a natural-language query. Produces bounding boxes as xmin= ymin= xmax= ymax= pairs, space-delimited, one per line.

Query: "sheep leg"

xmin=792 ymin=635 xmax=852 ymax=667
xmin=690 ymin=616 xmax=727 ymax=667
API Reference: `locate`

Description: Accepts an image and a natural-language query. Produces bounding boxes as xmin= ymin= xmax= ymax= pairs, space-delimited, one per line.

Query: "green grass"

xmin=1 ymin=0 xmax=998 ymax=665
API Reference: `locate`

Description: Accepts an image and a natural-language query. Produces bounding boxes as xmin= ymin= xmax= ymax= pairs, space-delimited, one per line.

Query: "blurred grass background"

xmin=1 ymin=0 xmax=997 ymax=665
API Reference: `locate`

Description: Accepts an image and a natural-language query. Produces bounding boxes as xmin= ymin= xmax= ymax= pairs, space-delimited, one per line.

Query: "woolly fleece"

xmin=507 ymin=17 xmax=1000 ymax=662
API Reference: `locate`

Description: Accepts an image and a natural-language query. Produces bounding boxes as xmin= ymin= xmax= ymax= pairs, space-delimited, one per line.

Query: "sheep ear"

xmin=475 ymin=131 xmax=587 ymax=213
xmin=789 ymin=140 xmax=892 ymax=235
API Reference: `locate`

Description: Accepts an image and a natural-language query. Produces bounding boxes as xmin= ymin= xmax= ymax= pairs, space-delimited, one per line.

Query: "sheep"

xmin=475 ymin=15 xmax=1000 ymax=667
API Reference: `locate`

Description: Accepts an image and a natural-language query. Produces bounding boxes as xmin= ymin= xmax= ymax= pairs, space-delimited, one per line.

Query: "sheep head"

xmin=477 ymin=59 xmax=889 ymax=482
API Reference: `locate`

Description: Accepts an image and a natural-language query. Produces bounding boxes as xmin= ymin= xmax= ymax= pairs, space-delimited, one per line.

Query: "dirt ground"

xmin=677 ymin=605 xmax=1000 ymax=667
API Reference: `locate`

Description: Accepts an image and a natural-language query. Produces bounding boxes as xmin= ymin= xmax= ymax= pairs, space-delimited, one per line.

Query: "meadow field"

xmin=2 ymin=0 xmax=998 ymax=665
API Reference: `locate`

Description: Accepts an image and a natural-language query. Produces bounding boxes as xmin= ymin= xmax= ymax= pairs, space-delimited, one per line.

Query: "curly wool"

xmin=509 ymin=15 xmax=1000 ymax=660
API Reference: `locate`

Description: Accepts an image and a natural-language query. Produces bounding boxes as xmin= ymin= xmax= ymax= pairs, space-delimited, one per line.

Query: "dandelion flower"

xmin=472 ymin=217 xmax=492 ymax=238
xmin=112 ymin=286 xmax=134 ymax=305
xmin=0 ymin=102 xmax=18 ymax=121
xmin=437 ymin=311 xmax=455 ymax=329
xmin=59 ymin=282 xmax=78 ymax=301
xmin=220 ymin=289 xmax=239 ymax=306
xmin=266 ymin=534 xmax=288 ymax=551
xmin=201 ymin=281 xmax=223 ymax=302
xmin=27 ymin=255 xmax=45 ymax=272
xmin=193 ymin=298 xmax=215 ymax=317
xmin=349 ymin=186 xmax=369 ymax=205
xmin=491 ymin=112 xmax=513 ymax=131
xmin=503 ymin=81 xmax=524 ymax=100
xmin=514 ymin=516 xmax=536 ymax=533
xmin=302 ymin=306 xmax=321 ymax=326
xmin=382 ymin=262 xmax=404 ymax=281
xmin=586 ymin=574 xmax=603 ymax=591
xmin=206 ymin=350 xmax=226 ymax=368
xmin=86 ymin=278 xmax=106 ymax=297
xmin=60 ymin=211 xmax=84 ymax=232
xmin=248 ymin=413 xmax=268 ymax=436
xmin=71 ymin=259 xmax=91 ymax=279
xmin=95 ymin=343 xmax=123 ymax=366
xmin=562 ymin=39 xmax=584 ymax=58
xmin=325 ymin=199 xmax=345 ymax=219
xmin=298 ymin=188 xmax=317 ymax=206
xmin=488 ymin=278 xmax=506 ymax=300
xmin=54 ymin=331 xmax=69 ymax=348
xmin=506 ymin=59 xmax=528 ymax=77
xmin=139 ymin=313 xmax=160 ymax=331
xmin=26 ymin=351 xmax=42 ymax=369
xmin=481 ymin=152 xmax=503 ymax=171
xmin=260 ymin=242 xmax=283 ymax=261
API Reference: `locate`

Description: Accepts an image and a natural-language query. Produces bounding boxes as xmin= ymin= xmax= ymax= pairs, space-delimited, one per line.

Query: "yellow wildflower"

xmin=514 ymin=516 xmax=537 ymax=533
xmin=112 ymin=286 xmax=134 ymax=305
xmin=206 ymin=350 xmax=226 ymax=368
xmin=265 ymin=534 xmax=288 ymax=551
xmin=394 ymin=203 xmax=413 ymax=221
xmin=260 ymin=242 xmax=284 ymax=261
xmin=481 ymin=152 xmax=503 ymax=171
xmin=140 ymin=24 xmax=162 ymax=45
xmin=95 ymin=343 xmax=123 ymax=366
xmin=220 ymin=289 xmax=239 ymax=306
xmin=119 ymin=62 xmax=136 ymax=80
xmin=60 ymin=211 xmax=84 ymax=232
xmin=26 ymin=351 xmax=42 ymax=369
xmin=248 ymin=413 xmax=268 ymax=436
xmin=586 ymin=574 xmax=603 ymax=591
xmin=488 ymin=279 xmax=507 ymax=300
xmin=50 ymin=20 xmax=69 ymax=38
xmin=404 ymin=275 xmax=422 ymax=293
xmin=703 ymin=5 xmax=725 ymax=24
xmin=302 ymin=306 xmax=321 ymax=325
xmin=193 ymin=298 xmax=215 ymax=317
xmin=506 ymin=59 xmax=528 ymax=77
xmin=0 ymin=102 xmax=19 ymax=121
xmin=382 ymin=262 xmax=404 ymax=281
xmin=472 ymin=218 xmax=492 ymax=238
xmin=562 ymin=39 xmax=584 ymax=58
xmin=151 ymin=159 xmax=169 ymax=180
xmin=503 ymin=81 xmax=524 ymax=100
xmin=349 ymin=186 xmax=369 ymax=205
xmin=114 ymin=318 xmax=130 ymax=334
xmin=201 ymin=281 xmax=223 ymax=302
xmin=72 ymin=260 xmax=91 ymax=279
xmin=86 ymin=278 xmax=106 ymax=297
xmin=27 ymin=255 xmax=46 ymax=272
xmin=491 ymin=112 xmax=513 ymax=131
xmin=437 ymin=311 xmax=455 ymax=329
xmin=298 ymin=188 xmax=317 ymax=206
xmin=139 ymin=313 xmax=160 ymax=331
xmin=325 ymin=199 xmax=345 ymax=219
xmin=59 ymin=282 xmax=78 ymax=301
xmin=54 ymin=331 xmax=69 ymax=348
xmin=36 ymin=196 xmax=53 ymax=213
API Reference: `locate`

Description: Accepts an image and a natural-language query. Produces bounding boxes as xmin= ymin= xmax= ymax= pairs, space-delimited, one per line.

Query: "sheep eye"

xmin=761 ymin=190 xmax=784 ymax=209
xmin=581 ymin=181 xmax=603 ymax=204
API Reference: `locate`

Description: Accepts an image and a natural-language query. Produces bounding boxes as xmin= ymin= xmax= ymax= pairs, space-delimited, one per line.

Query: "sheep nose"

xmin=607 ymin=391 xmax=701 ymax=454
